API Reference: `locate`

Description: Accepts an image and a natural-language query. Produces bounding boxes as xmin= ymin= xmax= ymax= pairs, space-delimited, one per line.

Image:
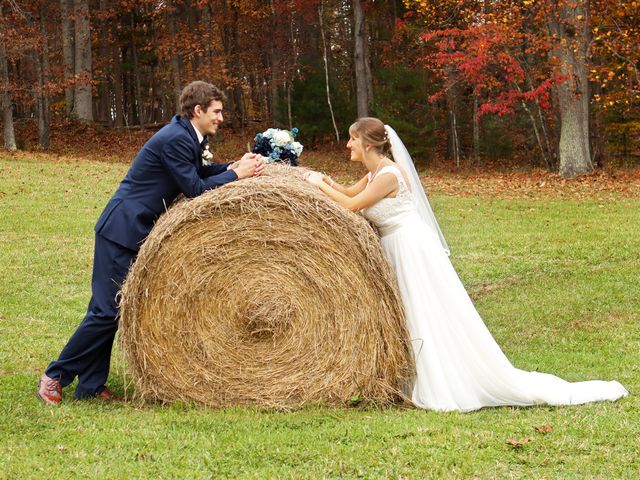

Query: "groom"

xmin=37 ymin=81 xmax=264 ymax=405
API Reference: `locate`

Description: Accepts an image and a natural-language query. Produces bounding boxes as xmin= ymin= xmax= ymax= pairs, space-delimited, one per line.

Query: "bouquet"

xmin=252 ymin=128 xmax=303 ymax=166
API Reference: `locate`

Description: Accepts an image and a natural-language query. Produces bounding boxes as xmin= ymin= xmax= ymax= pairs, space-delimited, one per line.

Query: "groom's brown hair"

xmin=180 ymin=81 xmax=227 ymax=119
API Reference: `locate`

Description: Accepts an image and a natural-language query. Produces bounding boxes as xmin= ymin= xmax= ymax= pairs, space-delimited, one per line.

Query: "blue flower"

xmin=251 ymin=127 xmax=303 ymax=166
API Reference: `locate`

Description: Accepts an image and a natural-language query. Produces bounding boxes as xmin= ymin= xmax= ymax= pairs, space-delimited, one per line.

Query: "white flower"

xmin=272 ymin=130 xmax=292 ymax=147
xmin=291 ymin=142 xmax=303 ymax=156
xmin=253 ymin=127 xmax=303 ymax=166
xmin=202 ymin=145 xmax=213 ymax=166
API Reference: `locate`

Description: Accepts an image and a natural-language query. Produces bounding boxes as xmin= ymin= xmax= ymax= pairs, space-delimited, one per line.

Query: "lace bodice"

xmin=360 ymin=165 xmax=420 ymax=235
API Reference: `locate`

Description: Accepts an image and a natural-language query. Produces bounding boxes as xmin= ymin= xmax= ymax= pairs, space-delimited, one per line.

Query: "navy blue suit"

xmin=46 ymin=115 xmax=237 ymax=398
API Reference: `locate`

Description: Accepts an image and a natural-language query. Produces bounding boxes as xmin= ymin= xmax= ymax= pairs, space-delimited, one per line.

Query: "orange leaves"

xmin=534 ymin=424 xmax=554 ymax=434
xmin=425 ymin=167 xmax=640 ymax=200
xmin=506 ymin=424 xmax=554 ymax=449
xmin=506 ymin=437 xmax=531 ymax=447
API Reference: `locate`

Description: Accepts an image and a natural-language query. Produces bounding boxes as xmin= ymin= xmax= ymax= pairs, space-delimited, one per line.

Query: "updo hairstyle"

xmin=349 ymin=117 xmax=392 ymax=157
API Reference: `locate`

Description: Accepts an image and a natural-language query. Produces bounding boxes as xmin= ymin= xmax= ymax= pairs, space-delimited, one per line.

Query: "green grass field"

xmin=1 ymin=155 xmax=638 ymax=479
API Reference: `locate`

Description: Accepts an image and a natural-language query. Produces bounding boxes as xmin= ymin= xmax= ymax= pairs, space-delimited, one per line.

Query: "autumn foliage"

xmin=0 ymin=0 xmax=638 ymax=176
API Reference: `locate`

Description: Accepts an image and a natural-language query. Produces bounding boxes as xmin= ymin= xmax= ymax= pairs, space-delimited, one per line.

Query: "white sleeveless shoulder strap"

xmin=374 ymin=165 xmax=408 ymax=190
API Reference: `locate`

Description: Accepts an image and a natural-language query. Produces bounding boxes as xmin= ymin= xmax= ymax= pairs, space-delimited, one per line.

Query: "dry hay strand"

xmin=119 ymin=164 xmax=413 ymax=408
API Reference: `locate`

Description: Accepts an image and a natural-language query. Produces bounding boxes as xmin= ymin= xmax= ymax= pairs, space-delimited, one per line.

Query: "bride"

xmin=304 ymin=117 xmax=628 ymax=412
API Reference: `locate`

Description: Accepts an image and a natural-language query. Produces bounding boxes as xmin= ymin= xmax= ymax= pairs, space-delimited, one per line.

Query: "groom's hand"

xmin=233 ymin=153 xmax=262 ymax=179
xmin=253 ymin=155 xmax=265 ymax=177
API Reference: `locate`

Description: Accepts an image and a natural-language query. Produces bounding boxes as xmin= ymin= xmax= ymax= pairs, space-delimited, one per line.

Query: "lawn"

xmin=0 ymin=153 xmax=638 ymax=479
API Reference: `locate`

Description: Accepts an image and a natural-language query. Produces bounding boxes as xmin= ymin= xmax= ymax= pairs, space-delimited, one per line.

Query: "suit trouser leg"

xmin=45 ymin=234 xmax=136 ymax=398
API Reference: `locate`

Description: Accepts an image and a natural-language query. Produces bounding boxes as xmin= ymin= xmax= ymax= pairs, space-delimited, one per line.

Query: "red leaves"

xmin=406 ymin=0 xmax=639 ymax=124
xmin=417 ymin=22 xmax=559 ymax=118
xmin=478 ymin=76 xmax=561 ymax=117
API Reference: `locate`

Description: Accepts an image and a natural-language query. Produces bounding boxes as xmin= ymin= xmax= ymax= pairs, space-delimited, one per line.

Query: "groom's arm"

xmin=161 ymin=136 xmax=237 ymax=198
xmin=199 ymin=162 xmax=233 ymax=177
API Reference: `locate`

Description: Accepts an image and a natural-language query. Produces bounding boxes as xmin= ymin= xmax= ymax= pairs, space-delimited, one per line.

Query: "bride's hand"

xmin=303 ymin=171 xmax=324 ymax=187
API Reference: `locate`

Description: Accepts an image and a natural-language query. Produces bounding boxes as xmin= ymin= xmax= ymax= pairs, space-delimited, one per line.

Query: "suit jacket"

xmin=95 ymin=115 xmax=238 ymax=251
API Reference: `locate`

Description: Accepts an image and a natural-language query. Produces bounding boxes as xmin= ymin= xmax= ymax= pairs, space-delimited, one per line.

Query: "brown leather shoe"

xmin=38 ymin=374 xmax=62 ymax=406
xmin=97 ymin=387 xmax=122 ymax=402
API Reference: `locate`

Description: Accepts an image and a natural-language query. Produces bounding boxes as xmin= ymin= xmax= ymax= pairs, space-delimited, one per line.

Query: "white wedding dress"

xmin=361 ymin=165 xmax=628 ymax=412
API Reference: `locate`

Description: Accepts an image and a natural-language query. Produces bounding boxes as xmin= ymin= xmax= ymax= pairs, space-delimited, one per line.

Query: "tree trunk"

xmin=268 ymin=2 xmax=280 ymax=124
xmin=591 ymin=84 xmax=607 ymax=167
xmin=73 ymin=0 xmax=93 ymax=122
xmin=445 ymin=67 xmax=461 ymax=166
xmin=35 ymin=54 xmax=49 ymax=149
xmin=364 ymin=20 xmax=374 ymax=108
xmin=548 ymin=0 xmax=592 ymax=178
xmin=514 ymin=80 xmax=555 ymax=171
xmin=473 ymin=96 xmax=480 ymax=164
xmin=130 ymin=12 xmax=143 ymax=126
xmin=97 ymin=0 xmax=111 ymax=124
xmin=112 ymin=46 xmax=124 ymax=127
xmin=319 ymin=1 xmax=340 ymax=143
xmin=269 ymin=54 xmax=280 ymax=124
xmin=536 ymin=101 xmax=557 ymax=170
xmin=36 ymin=4 xmax=51 ymax=149
xmin=149 ymin=12 xmax=161 ymax=123
xmin=287 ymin=13 xmax=297 ymax=130
xmin=168 ymin=3 xmax=182 ymax=115
xmin=60 ymin=0 xmax=75 ymax=117
xmin=352 ymin=0 xmax=370 ymax=117
xmin=286 ymin=78 xmax=292 ymax=130
xmin=220 ymin=0 xmax=244 ymax=127
xmin=521 ymin=99 xmax=549 ymax=169
xmin=0 ymin=4 xmax=16 ymax=150
xmin=449 ymin=109 xmax=460 ymax=168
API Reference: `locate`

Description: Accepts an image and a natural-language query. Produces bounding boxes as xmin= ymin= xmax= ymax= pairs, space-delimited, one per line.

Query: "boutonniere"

xmin=202 ymin=145 xmax=213 ymax=166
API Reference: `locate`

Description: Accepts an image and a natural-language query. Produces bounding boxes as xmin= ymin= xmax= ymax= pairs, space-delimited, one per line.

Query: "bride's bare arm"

xmin=306 ymin=172 xmax=397 ymax=212
xmin=321 ymin=174 xmax=368 ymax=197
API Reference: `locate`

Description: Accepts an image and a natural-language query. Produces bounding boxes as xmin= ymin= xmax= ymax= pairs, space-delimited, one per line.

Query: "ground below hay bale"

xmin=119 ymin=164 xmax=413 ymax=408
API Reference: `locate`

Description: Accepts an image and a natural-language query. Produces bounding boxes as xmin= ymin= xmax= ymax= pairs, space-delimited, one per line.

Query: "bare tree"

xmin=97 ymin=0 xmax=111 ymax=125
xmin=319 ymin=0 xmax=340 ymax=143
xmin=35 ymin=2 xmax=51 ymax=148
xmin=352 ymin=0 xmax=371 ymax=117
xmin=472 ymin=96 xmax=480 ymax=164
xmin=445 ymin=67 xmax=461 ymax=167
xmin=268 ymin=1 xmax=281 ymax=124
xmin=129 ymin=12 xmax=144 ymax=126
xmin=0 ymin=4 xmax=16 ymax=150
xmin=60 ymin=0 xmax=74 ymax=117
xmin=168 ymin=1 xmax=183 ymax=115
xmin=73 ymin=0 xmax=93 ymax=122
xmin=112 ymin=44 xmax=124 ymax=127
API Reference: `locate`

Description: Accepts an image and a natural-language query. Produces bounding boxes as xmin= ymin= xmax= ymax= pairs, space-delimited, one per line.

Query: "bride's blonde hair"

xmin=349 ymin=117 xmax=392 ymax=156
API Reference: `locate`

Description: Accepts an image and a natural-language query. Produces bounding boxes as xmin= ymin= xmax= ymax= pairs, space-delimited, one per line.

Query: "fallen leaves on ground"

xmin=506 ymin=437 xmax=532 ymax=447
xmin=2 ymin=123 xmax=640 ymax=200
xmin=424 ymin=168 xmax=640 ymax=199
xmin=534 ymin=424 xmax=554 ymax=434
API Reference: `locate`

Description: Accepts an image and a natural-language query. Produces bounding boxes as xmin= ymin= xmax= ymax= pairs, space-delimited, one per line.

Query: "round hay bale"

xmin=119 ymin=164 xmax=413 ymax=408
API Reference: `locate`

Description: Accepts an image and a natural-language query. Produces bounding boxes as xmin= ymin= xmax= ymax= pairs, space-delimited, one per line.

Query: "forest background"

xmin=0 ymin=0 xmax=639 ymax=178
xmin=2 ymin=3 xmax=639 ymax=476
